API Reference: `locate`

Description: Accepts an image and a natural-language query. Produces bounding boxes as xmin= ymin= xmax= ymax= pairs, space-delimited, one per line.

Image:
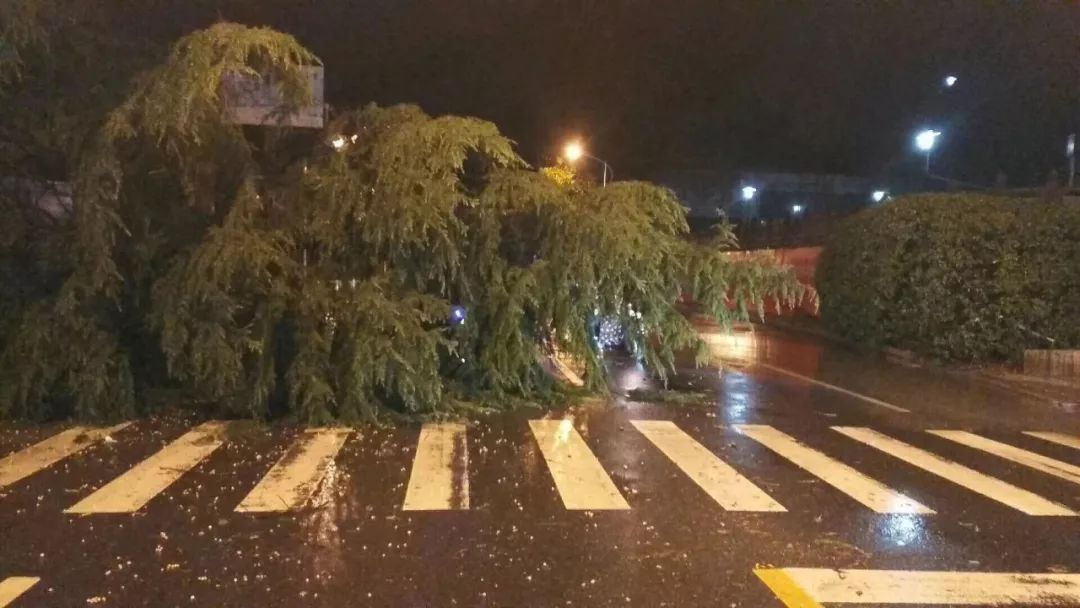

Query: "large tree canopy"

xmin=0 ymin=22 xmax=806 ymax=422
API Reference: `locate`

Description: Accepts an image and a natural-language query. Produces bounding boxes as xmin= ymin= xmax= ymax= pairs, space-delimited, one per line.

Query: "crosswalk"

xmin=2 ymin=419 xmax=1078 ymax=519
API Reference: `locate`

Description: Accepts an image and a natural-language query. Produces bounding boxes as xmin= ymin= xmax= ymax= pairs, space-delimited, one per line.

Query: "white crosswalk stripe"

xmin=66 ymin=422 xmax=226 ymax=515
xmin=834 ymin=427 xmax=1076 ymax=516
xmin=236 ymin=428 xmax=352 ymax=513
xmin=0 ymin=424 xmax=130 ymax=491
xmin=1024 ymin=431 xmax=1080 ymax=452
xmin=929 ymin=430 xmax=1080 ymax=486
xmin=736 ymin=424 xmax=932 ymax=514
xmin=633 ymin=420 xmax=785 ymax=511
xmin=403 ymin=423 xmax=470 ymax=511
xmin=529 ymin=418 xmax=630 ymax=510
xmin=0 ymin=577 xmax=38 ymax=607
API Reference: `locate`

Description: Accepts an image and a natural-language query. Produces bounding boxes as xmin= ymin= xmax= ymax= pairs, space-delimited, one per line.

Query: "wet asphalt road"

xmin=1 ymin=325 xmax=1079 ymax=607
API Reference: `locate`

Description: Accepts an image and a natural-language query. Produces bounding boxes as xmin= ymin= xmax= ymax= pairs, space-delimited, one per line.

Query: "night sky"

xmin=133 ymin=1 xmax=1080 ymax=185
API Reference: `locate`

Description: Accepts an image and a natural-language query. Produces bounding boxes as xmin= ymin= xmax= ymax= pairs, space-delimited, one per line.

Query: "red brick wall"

xmin=714 ymin=246 xmax=822 ymax=317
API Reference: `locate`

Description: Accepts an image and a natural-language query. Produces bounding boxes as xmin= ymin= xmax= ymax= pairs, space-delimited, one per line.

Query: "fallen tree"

xmin=0 ymin=23 xmax=806 ymax=422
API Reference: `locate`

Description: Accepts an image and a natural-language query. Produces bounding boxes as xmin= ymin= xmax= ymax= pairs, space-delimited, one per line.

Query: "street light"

xmin=562 ymin=139 xmax=612 ymax=187
xmin=871 ymin=190 xmax=887 ymax=203
xmin=791 ymin=203 xmax=804 ymax=216
xmin=944 ymin=75 xmax=958 ymax=88
xmin=563 ymin=141 xmax=584 ymax=163
xmin=915 ymin=129 xmax=941 ymax=172
xmin=741 ymin=185 xmax=758 ymax=201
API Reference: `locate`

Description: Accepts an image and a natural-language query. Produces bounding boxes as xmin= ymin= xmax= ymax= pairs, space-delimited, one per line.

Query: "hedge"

xmin=818 ymin=194 xmax=1080 ymax=362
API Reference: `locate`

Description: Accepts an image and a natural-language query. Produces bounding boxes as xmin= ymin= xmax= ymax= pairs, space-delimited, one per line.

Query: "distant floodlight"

xmin=330 ymin=135 xmax=347 ymax=150
xmin=871 ymin=190 xmax=887 ymax=203
xmin=915 ymin=129 xmax=941 ymax=152
xmin=741 ymin=185 xmax=757 ymax=201
xmin=944 ymin=75 xmax=958 ymax=88
xmin=791 ymin=203 xmax=804 ymax=215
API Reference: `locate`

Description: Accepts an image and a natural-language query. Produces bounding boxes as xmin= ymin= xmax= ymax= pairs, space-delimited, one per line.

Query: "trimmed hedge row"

xmin=818 ymin=194 xmax=1080 ymax=362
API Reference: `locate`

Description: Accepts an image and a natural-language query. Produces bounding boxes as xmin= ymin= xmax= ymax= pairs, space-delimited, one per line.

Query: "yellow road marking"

xmin=403 ymin=423 xmax=469 ymax=511
xmin=834 ymin=427 xmax=1076 ymax=516
xmin=754 ymin=568 xmax=823 ymax=608
xmin=0 ymin=577 xmax=39 ymax=607
xmin=776 ymin=568 xmax=1080 ymax=604
xmin=236 ymin=428 xmax=352 ymax=513
xmin=529 ymin=419 xmax=630 ymax=510
xmin=930 ymin=430 xmax=1080 ymax=486
xmin=633 ymin=420 xmax=785 ymax=511
xmin=1024 ymin=431 xmax=1080 ymax=452
xmin=66 ymin=422 xmax=226 ymax=514
xmin=0 ymin=424 xmax=130 ymax=490
xmin=737 ymin=424 xmax=932 ymax=514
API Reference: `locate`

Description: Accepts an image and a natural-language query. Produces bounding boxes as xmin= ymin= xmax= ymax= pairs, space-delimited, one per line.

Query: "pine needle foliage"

xmin=1 ymin=23 xmax=806 ymax=422
xmin=1 ymin=23 xmax=318 ymax=420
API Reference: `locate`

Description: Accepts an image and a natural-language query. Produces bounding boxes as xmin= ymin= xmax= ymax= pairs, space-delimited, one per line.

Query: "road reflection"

xmin=876 ymin=513 xmax=927 ymax=549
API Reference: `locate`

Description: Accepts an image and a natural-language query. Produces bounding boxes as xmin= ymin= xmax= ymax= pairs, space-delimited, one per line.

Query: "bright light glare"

xmin=741 ymin=185 xmax=757 ymax=201
xmin=791 ymin=204 xmax=804 ymax=214
xmin=944 ymin=75 xmax=958 ymax=87
xmin=915 ymin=129 xmax=940 ymax=152
xmin=872 ymin=190 xmax=887 ymax=203
xmin=563 ymin=140 xmax=585 ymax=162
xmin=330 ymin=135 xmax=347 ymax=150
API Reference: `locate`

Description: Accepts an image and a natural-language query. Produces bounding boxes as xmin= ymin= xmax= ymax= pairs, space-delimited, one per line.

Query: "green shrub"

xmin=818 ymin=194 xmax=1080 ymax=362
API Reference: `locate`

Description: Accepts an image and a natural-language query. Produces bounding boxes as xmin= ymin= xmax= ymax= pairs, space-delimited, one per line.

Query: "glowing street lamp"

xmin=563 ymin=140 xmax=584 ymax=163
xmin=944 ymin=75 xmax=958 ymax=88
xmin=791 ymin=203 xmax=804 ymax=216
xmin=915 ymin=129 xmax=941 ymax=172
xmin=562 ymin=139 xmax=612 ymax=187
xmin=871 ymin=190 xmax=887 ymax=203
xmin=741 ymin=185 xmax=758 ymax=201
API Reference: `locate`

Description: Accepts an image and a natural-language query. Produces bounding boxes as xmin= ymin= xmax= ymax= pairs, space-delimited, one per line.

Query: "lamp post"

xmin=563 ymin=140 xmax=613 ymax=187
xmin=915 ymin=129 xmax=941 ymax=173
